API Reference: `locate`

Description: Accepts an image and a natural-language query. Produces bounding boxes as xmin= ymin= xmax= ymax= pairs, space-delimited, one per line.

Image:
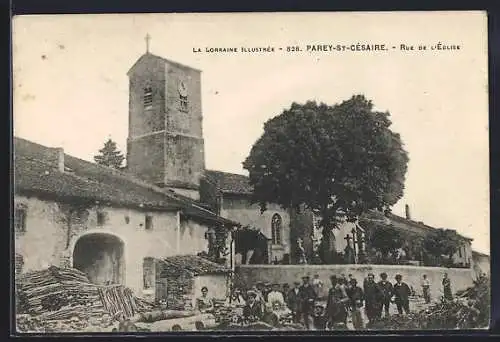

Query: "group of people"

xmin=194 ymin=272 xmax=454 ymax=330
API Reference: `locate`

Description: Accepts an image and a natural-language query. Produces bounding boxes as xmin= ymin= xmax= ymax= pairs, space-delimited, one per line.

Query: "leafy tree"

xmin=94 ymin=138 xmax=125 ymax=169
xmin=368 ymin=225 xmax=404 ymax=263
xmin=242 ymin=95 xmax=409 ymax=263
xmin=423 ymin=228 xmax=462 ymax=266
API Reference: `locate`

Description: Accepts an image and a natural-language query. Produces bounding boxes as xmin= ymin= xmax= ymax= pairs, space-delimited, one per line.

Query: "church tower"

xmin=126 ymin=36 xmax=205 ymax=199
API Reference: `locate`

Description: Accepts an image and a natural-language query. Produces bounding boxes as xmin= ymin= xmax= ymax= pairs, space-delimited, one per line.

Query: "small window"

xmin=145 ymin=215 xmax=153 ymax=230
xmin=14 ymin=205 xmax=27 ymax=233
xmin=179 ymin=95 xmax=188 ymax=112
xmin=97 ymin=211 xmax=107 ymax=226
xmin=143 ymin=257 xmax=154 ymax=289
xmin=144 ymin=87 xmax=153 ymax=110
xmin=124 ymin=216 xmax=130 ymax=224
xmin=271 ymin=213 xmax=282 ymax=245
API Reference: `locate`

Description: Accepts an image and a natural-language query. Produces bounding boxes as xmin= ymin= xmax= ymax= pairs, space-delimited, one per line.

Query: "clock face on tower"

xmin=178 ymin=80 xmax=188 ymax=97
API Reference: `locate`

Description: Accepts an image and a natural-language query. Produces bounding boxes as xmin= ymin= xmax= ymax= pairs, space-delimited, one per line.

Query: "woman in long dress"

xmin=442 ymin=273 xmax=453 ymax=300
xmin=195 ymin=286 xmax=215 ymax=312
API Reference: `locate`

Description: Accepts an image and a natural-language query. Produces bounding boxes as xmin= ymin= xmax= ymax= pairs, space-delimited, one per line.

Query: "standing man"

xmin=312 ymin=274 xmax=324 ymax=298
xmin=287 ymin=281 xmax=302 ymax=323
xmin=421 ymin=274 xmax=431 ymax=304
xmin=442 ymin=273 xmax=453 ymax=301
xmin=298 ymin=275 xmax=317 ymax=330
xmin=255 ymin=282 xmax=267 ymax=312
xmin=282 ymin=283 xmax=290 ymax=304
xmin=346 ymin=278 xmax=365 ymax=330
xmin=363 ymin=273 xmax=382 ymax=325
xmin=377 ymin=273 xmax=394 ymax=319
xmin=393 ymin=274 xmax=411 ymax=315
xmin=326 ymin=275 xmax=349 ymax=330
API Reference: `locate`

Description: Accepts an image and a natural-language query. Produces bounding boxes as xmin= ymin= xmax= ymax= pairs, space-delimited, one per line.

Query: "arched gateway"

xmin=72 ymin=232 xmax=125 ymax=285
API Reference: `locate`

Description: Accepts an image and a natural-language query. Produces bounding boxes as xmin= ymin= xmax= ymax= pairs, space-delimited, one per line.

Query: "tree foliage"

xmin=243 ymin=95 xmax=409 ymax=262
xmin=423 ymin=228 xmax=462 ymax=264
xmin=368 ymin=224 xmax=404 ymax=261
xmin=94 ymin=139 xmax=125 ymax=169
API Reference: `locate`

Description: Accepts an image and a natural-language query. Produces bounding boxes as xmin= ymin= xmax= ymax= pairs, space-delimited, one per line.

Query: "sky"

xmin=12 ymin=12 xmax=490 ymax=254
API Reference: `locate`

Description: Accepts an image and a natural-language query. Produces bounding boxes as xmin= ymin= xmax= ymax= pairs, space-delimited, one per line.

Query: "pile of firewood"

xmin=15 ymin=266 xmax=155 ymax=333
xmin=16 ymin=266 xmax=102 ymax=316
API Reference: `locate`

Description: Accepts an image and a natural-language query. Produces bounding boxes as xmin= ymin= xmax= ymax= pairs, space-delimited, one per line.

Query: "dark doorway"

xmin=73 ymin=233 xmax=125 ymax=285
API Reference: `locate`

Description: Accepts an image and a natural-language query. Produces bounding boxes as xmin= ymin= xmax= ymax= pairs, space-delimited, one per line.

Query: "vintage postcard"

xmin=12 ymin=11 xmax=490 ymax=333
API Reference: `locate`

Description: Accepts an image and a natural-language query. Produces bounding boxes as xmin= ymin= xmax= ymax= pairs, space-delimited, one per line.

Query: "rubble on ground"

xmin=371 ymin=275 xmax=490 ymax=330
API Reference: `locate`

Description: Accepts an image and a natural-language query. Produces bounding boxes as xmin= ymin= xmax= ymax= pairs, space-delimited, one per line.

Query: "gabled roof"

xmin=127 ymin=52 xmax=202 ymax=76
xmin=13 ymin=137 xmax=238 ymax=226
xmin=158 ymin=255 xmax=229 ymax=277
xmin=360 ymin=209 xmax=473 ymax=242
xmin=472 ymin=250 xmax=490 ymax=258
xmin=204 ymin=170 xmax=253 ymax=195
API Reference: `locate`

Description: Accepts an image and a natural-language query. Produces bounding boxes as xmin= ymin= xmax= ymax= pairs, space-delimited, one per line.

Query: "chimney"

xmin=54 ymin=147 xmax=65 ymax=172
xmin=405 ymin=204 xmax=411 ymax=220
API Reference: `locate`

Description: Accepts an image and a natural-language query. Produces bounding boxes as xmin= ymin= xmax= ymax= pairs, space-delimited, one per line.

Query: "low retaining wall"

xmin=234 ymin=264 xmax=475 ymax=301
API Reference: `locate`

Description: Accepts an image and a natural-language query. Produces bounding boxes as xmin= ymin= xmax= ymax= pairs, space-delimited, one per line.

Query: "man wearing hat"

xmin=377 ymin=272 xmax=394 ymax=319
xmin=326 ymin=275 xmax=350 ymax=330
xmin=298 ymin=274 xmax=317 ymax=330
xmin=287 ymin=281 xmax=302 ymax=323
xmin=255 ymin=282 xmax=266 ymax=311
xmin=243 ymin=290 xmax=264 ymax=322
xmin=393 ymin=274 xmax=411 ymax=315
xmin=363 ymin=273 xmax=382 ymax=325
xmin=263 ymin=282 xmax=272 ymax=302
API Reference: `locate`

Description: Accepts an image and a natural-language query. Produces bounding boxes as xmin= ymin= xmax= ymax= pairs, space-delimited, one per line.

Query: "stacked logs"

xmin=15 ymin=266 xmax=155 ymax=332
xmin=16 ymin=266 xmax=101 ymax=317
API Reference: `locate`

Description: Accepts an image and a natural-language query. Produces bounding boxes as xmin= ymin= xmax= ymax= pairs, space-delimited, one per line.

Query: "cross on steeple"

xmin=145 ymin=33 xmax=151 ymax=53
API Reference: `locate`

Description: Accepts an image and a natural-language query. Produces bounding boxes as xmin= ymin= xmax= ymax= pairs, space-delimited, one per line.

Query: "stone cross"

xmin=344 ymin=234 xmax=352 ymax=247
xmin=145 ymin=33 xmax=151 ymax=53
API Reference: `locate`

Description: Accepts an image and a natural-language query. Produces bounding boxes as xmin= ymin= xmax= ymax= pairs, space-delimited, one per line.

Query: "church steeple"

xmin=126 ymin=48 xmax=206 ymax=200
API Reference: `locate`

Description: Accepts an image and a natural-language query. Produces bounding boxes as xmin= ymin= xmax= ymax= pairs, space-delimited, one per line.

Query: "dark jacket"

xmin=298 ymin=284 xmax=317 ymax=313
xmin=346 ymin=286 xmax=364 ymax=309
xmin=363 ymin=280 xmax=382 ymax=304
xmin=393 ymin=282 xmax=411 ymax=302
xmin=378 ymin=280 xmax=394 ymax=301
xmin=243 ymin=302 xmax=264 ymax=320
xmin=287 ymin=288 xmax=301 ymax=312
xmin=326 ymin=284 xmax=350 ymax=320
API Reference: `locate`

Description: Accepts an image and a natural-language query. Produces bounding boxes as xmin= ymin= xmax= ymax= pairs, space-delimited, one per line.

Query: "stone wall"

xmin=235 ymin=264 xmax=475 ymax=301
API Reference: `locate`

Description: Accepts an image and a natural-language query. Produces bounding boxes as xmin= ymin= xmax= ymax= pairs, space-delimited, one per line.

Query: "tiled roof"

xmin=204 ymin=170 xmax=253 ymax=195
xmin=127 ymin=53 xmax=202 ymax=76
xmin=360 ymin=209 xmax=473 ymax=242
xmin=158 ymin=255 xmax=229 ymax=277
xmin=13 ymin=137 xmax=238 ymax=226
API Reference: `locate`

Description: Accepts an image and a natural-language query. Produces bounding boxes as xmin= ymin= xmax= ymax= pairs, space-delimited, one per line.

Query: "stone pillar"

xmin=267 ymin=238 xmax=273 ymax=264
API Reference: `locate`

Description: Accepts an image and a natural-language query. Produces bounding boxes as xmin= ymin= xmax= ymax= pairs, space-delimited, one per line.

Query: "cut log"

xmin=149 ymin=313 xmax=216 ymax=331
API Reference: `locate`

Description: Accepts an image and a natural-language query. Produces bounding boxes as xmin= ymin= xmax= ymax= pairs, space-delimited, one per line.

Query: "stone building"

xmin=14 ymin=47 xmax=481 ymax=287
xmin=472 ymin=251 xmax=490 ymax=278
xmin=13 ymin=137 xmax=237 ymax=298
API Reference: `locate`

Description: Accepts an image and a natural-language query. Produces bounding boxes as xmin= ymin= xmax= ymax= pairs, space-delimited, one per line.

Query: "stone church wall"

xmin=221 ymin=196 xmax=291 ymax=263
xmin=235 ymin=264 xmax=475 ymax=302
